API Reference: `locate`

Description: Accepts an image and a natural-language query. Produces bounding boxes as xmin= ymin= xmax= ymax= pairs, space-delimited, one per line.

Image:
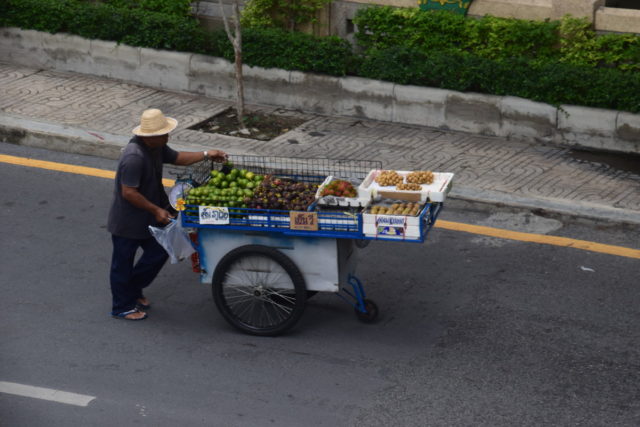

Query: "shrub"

xmin=0 ymin=0 xmax=81 ymax=33
xmin=241 ymin=0 xmax=331 ymax=31
xmin=353 ymin=7 xmax=560 ymax=62
xmin=217 ymin=27 xmax=354 ymax=76
xmin=356 ymin=46 xmax=640 ymax=112
xmin=107 ymin=0 xmax=192 ymax=16
xmin=1 ymin=1 xmax=639 ymax=112
xmin=354 ymin=7 xmax=639 ymax=72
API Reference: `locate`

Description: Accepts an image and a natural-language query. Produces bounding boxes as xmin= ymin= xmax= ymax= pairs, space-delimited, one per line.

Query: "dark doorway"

xmin=605 ymin=0 xmax=640 ymax=9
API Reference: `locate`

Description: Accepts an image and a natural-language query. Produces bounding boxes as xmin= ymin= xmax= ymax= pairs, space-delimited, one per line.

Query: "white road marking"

xmin=0 ymin=381 xmax=96 ymax=407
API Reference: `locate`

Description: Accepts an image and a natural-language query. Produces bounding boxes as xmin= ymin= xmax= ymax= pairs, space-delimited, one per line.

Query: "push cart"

xmin=175 ymin=156 xmax=449 ymax=336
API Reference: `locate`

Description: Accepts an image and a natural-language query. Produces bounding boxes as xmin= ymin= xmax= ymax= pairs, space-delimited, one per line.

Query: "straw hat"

xmin=132 ymin=109 xmax=178 ymax=136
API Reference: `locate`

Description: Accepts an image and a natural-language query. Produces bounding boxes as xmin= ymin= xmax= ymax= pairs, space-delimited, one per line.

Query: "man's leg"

xmin=110 ymin=235 xmax=141 ymax=314
xmin=131 ymin=236 xmax=169 ymax=299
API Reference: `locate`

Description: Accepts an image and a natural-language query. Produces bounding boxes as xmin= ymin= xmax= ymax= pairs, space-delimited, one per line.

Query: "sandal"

xmin=136 ymin=297 xmax=151 ymax=310
xmin=112 ymin=308 xmax=147 ymax=321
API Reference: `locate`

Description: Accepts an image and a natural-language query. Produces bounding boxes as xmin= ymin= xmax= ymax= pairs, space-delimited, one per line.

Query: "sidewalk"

xmin=1 ymin=61 xmax=639 ymax=225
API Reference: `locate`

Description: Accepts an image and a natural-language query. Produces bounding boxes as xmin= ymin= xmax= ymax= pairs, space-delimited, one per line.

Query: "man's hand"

xmin=154 ymin=207 xmax=175 ymax=225
xmin=209 ymin=149 xmax=228 ymax=163
xmin=122 ymin=185 xmax=174 ymax=224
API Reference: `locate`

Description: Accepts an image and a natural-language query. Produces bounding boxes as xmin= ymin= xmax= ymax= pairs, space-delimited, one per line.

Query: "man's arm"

xmin=175 ymin=149 xmax=227 ymax=166
xmin=121 ymin=185 xmax=173 ymax=225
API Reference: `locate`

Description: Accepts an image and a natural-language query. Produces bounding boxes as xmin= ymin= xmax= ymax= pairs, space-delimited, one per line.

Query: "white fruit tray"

xmin=359 ymin=170 xmax=454 ymax=202
xmin=314 ymin=175 xmax=372 ymax=207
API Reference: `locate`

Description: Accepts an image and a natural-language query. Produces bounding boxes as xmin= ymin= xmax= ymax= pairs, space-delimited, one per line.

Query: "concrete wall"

xmin=596 ymin=6 xmax=640 ymax=33
xmin=1 ymin=27 xmax=638 ymax=154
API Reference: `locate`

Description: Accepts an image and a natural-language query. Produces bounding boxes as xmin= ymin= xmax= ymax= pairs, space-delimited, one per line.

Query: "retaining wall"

xmin=1 ymin=27 xmax=638 ymax=154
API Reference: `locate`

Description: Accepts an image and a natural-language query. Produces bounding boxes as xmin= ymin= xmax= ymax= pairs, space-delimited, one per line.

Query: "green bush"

xmin=353 ymin=7 xmax=560 ymax=62
xmin=0 ymin=0 xmax=80 ymax=33
xmin=354 ymin=7 xmax=639 ymax=71
xmin=0 ymin=0 xmax=211 ymax=53
xmin=100 ymin=0 xmax=193 ymax=17
xmin=1 ymin=1 xmax=639 ymax=112
xmin=357 ymin=46 xmax=640 ymax=112
xmin=559 ymin=16 xmax=640 ymax=71
xmin=217 ymin=27 xmax=354 ymax=76
xmin=241 ymin=0 xmax=332 ymax=31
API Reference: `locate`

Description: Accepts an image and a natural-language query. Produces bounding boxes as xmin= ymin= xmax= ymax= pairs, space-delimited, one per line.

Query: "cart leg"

xmin=347 ymin=274 xmax=367 ymax=313
xmin=335 ymin=274 xmax=379 ymax=323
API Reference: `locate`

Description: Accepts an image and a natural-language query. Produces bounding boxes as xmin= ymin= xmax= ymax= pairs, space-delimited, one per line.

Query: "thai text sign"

xmin=290 ymin=211 xmax=318 ymax=231
xmin=199 ymin=206 xmax=230 ymax=225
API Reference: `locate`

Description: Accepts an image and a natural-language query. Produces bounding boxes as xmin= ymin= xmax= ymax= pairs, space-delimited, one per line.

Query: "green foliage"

xmin=354 ymin=8 xmax=639 ymax=72
xmin=357 ymin=46 xmax=640 ymax=112
xmin=217 ymin=27 xmax=353 ymax=75
xmin=99 ymin=0 xmax=192 ymax=16
xmin=353 ymin=7 xmax=559 ymax=61
xmin=2 ymin=1 xmax=639 ymax=112
xmin=0 ymin=0 xmax=81 ymax=33
xmin=1 ymin=0 xmax=209 ymax=52
xmin=559 ymin=16 xmax=640 ymax=71
xmin=463 ymin=15 xmax=560 ymax=61
xmin=241 ymin=0 xmax=331 ymax=31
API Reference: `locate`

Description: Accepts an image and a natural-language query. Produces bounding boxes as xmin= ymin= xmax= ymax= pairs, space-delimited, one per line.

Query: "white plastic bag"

xmin=148 ymin=216 xmax=195 ymax=264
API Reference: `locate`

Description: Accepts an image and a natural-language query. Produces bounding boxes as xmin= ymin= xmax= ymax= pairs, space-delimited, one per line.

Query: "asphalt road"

xmin=1 ymin=143 xmax=639 ymax=426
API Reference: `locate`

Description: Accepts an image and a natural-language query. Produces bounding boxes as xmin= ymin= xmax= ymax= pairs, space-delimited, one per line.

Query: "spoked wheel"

xmin=355 ymin=299 xmax=379 ymax=323
xmin=212 ymin=245 xmax=307 ymax=336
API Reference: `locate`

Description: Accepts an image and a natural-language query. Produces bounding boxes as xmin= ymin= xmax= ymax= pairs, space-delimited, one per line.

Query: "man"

xmin=107 ymin=108 xmax=227 ymax=320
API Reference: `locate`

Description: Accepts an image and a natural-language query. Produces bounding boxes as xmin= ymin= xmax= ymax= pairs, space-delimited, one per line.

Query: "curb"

xmin=2 ymin=113 xmax=640 ymax=227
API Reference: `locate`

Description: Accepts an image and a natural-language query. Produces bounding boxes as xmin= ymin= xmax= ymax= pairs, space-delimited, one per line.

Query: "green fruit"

xmin=220 ymin=181 xmax=229 ymax=188
xmin=245 ymin=171 xmax=255 ymax=180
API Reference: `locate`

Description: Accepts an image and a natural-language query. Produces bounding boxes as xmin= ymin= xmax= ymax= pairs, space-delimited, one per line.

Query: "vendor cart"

xmin=175 ymin=156 xmax=450 ymax=336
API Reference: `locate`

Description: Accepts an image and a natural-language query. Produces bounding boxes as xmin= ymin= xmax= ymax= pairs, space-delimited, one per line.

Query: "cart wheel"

xmin=212 ymin=245 xmax=307 ymax=336
xmin=355 ymin=299 xmax=379 ymax=323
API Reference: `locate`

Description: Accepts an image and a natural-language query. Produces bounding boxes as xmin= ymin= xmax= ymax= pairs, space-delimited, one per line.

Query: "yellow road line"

xmin=0 ymin=154 xmax=175 ymax=187
xmin=435 ymin=220 xmax=640 ymax=260
xmin=2 ymin=153 xmax=639 ymax=259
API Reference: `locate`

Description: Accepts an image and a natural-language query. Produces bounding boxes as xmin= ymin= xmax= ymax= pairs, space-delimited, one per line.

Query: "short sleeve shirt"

xmin=107 ymin=136 xmax=178 ymax=239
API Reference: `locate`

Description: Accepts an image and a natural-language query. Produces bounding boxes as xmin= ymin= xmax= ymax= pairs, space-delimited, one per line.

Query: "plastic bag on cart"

xmin=148 ymin=216 xmax=195 ymax=264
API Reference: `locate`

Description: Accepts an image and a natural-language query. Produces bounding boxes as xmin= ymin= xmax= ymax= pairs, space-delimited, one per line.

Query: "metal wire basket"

xmin=186 ymin=155 xmax=382 ymax=186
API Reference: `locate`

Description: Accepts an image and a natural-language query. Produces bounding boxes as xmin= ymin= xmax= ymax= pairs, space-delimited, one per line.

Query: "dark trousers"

xmin=110 ymin=234 xmax=168 ymax=314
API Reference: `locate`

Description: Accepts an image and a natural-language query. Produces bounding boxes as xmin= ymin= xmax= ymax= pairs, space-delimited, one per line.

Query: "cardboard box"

xmin=362 ymin=203 xmax=428 ymax=241
xmin=315 ymin=175 xmax=372 ymax=207
xmin=359 ymin=170 xmax=454 ymax=202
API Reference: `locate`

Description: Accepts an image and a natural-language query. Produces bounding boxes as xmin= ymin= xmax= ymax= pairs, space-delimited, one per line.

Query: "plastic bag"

xmin=148 ymin=216 xmax=195 ymax=264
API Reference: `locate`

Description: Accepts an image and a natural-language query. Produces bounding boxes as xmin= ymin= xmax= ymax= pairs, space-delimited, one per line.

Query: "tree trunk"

xmin=219 ymin=0 xmax=246 ymax=130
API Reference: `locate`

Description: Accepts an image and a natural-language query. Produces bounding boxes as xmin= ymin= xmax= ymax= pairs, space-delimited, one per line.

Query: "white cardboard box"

xmin=362 ymin=204 xmax=427 ymax=241
xmin=359 ymin=170 xmax=454 ymax=202
xmin=315 ymin=175 xmax=372 ymax=207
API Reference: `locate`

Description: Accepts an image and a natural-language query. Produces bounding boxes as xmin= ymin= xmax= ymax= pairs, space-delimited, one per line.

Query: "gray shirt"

xmin=107 ymin=136 xmax=178 ymax=239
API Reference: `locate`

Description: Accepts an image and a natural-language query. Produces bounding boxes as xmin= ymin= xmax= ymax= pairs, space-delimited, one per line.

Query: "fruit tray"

xmin=359 ymin=170 xmax=454 ymax=202
xmin=314 ymin=175 xmax=372 ymax=208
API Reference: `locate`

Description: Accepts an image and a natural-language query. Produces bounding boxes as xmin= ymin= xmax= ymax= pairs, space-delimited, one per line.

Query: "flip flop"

xmin=112 ymin=308 xmax=147 ymax=321
xmin=136 ymin=298 xmax=151 ymax=310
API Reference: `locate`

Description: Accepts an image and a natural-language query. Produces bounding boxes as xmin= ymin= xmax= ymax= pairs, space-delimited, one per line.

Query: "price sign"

xmin=289 ymin=211 xmax=318 ymax=231
xmin=199 ymin=206 xmax=230 ymax=225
